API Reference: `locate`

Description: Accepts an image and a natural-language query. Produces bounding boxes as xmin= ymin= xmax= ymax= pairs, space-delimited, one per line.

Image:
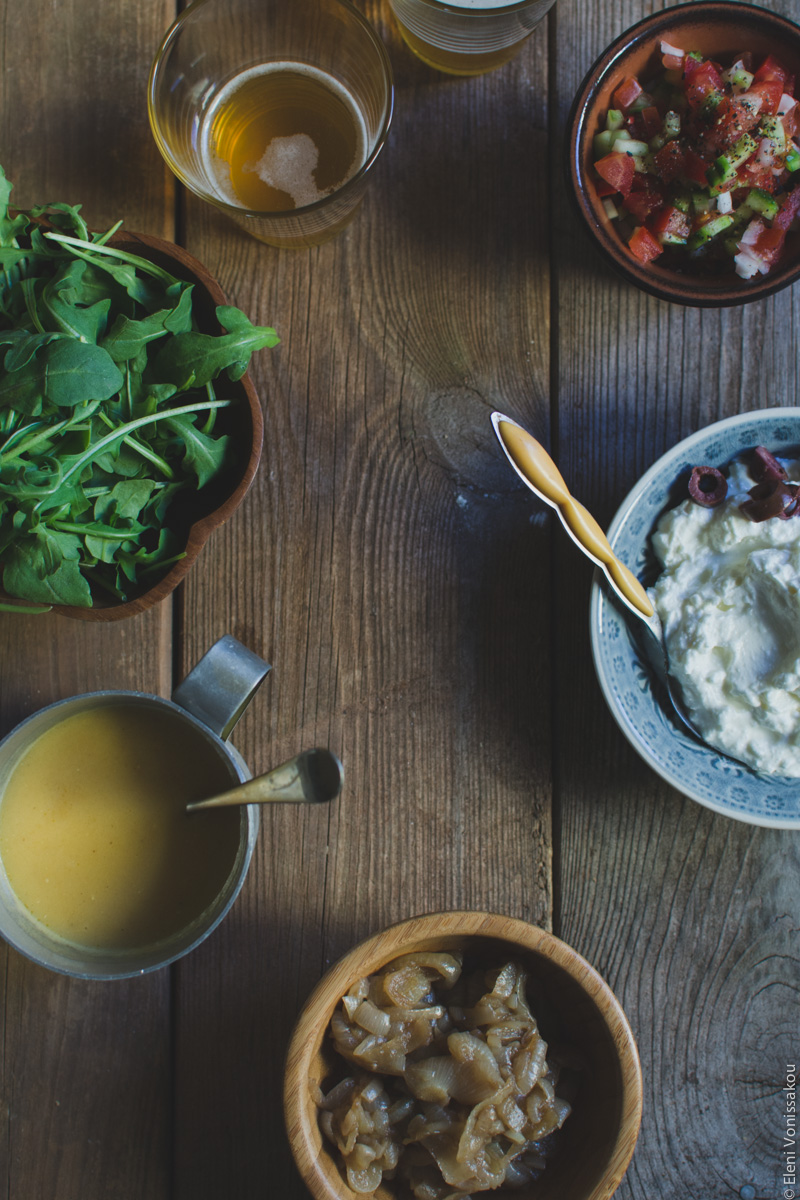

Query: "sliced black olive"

xmin=751 ymin=445 xmax=788 ymax=484
xmin=688 ymin=465 xmax=728 ymax=507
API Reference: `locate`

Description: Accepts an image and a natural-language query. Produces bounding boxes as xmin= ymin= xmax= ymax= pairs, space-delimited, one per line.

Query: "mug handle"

xmin=172 ymin=635 xmax=271 ymax=740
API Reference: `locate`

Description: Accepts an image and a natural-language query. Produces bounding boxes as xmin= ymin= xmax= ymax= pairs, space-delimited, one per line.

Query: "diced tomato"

xmin=612 ymin=75 xmax=644 ymax=112
xmin=739 ymin=160 xmax=782 ymax=193
xmin=749 ymin=222 xmax=786 ymax=269
xmin=640 ymin=105 xmax=662 ymax=138
xmin=702 ymin=94 xmax=763 ymax=157
xmin=649 ymin=204 xmax=691 ymax=242
xmin=628 ymin=225 xmax=663 ymax=263
xmin=774 ymin=185 xmax=800 ymax=231
xmin=622 ymin=181 xmax=664 ymax=223
xmin=594 ymin=150 xmax=635 ymax=196
xmin=753 ymin=54 xmax=788 ymax=89
xmin=685 ymin=60 xmax=726 ymax=111
xmin=590 ymin=47 xmax=799 ymax=281
xmin=747 ymin=79 xmax=784 ymax=116
xmin=725 ymin=93 xmax=766 ymax=136
xmin=683 ymin=148 xmax=711 ymax=186
xmin=594 ymin=176 xmax=618 ymax=198
xmin=652 ymin=140 xmax=686 ymax=183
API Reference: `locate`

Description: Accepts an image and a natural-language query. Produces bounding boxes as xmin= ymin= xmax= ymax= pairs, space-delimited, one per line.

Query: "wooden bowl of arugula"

xmin=0 ymin=170 xmax=277 ymax=619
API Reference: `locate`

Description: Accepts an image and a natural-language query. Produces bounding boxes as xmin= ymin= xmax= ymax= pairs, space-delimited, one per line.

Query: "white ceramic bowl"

xmin=590 ymin=408 xmax=800 ymax=829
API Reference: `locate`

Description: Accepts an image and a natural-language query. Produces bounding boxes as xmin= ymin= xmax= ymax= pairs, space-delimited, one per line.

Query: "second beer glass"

xmin=389 ymin=0 xmax=557 ymax=76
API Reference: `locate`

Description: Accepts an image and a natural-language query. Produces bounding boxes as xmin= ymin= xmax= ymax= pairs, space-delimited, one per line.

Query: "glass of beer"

xmin=389 ymin=0 xmax=557 ymax=76
xmin=148 ymin=0 xmax=394 ymax=248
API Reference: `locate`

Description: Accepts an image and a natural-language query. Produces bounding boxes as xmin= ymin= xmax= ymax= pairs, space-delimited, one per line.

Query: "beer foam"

xmin=199 ymin=61 xmax=368 ymax=211
xmin=246 ymin=133 xmax=327 ymax=208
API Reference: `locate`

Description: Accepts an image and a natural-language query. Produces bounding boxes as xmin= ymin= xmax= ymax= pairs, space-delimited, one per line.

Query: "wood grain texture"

xmin=2 ymin=0 xmax=799 ymax=1197
xmin=552 ymin=4 xmax=800 ymax=1200
xmin=171 ymin=6 xmax=555 ymax=1196
xmin=0 ymin=1 xmax=176 ymax=1197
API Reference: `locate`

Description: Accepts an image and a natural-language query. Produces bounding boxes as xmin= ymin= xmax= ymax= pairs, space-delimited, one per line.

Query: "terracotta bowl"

xmin=566 ymin=1 xmax=800 ymax=307
xmin=0 ymin=231 xmax=263 ymax=620
xmin=284 ymin=911 xmax=643 ymax=1200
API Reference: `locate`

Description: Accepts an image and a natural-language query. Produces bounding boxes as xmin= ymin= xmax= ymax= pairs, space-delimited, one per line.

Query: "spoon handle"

xmin=187 ymin=749 xmax=343 ymax=811
xmin=492 ymin=413 xmax=654 ymax=620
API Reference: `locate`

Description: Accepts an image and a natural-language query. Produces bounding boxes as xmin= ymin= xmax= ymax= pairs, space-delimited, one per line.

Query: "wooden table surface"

xmin=2 ymin=0 xmax=799 ymax=1197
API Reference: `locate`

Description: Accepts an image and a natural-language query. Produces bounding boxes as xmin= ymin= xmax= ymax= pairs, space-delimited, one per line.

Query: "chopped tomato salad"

xmin=592 ymin=44 xmax=800 ymax=277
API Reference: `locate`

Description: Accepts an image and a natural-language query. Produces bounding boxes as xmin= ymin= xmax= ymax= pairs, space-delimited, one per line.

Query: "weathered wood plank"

xmin=172 ymin=5 xmax=555 ymax=1194
xmin=552 ymin=2 xmax=800 ymax=1198
xmin=0 ymin=1 xmax=176 ymax=1197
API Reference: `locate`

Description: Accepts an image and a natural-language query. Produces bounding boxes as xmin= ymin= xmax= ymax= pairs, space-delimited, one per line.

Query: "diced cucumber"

xmin=706 ymin=133 xmax=759 ymax=190
xmin=700 ymin=91 xmax=724 ymax=119
xmin=663 ymin=110 xmax=681 ymax=139
xmin=671 ymin=190 xmax=691 ymax=213
xmin=691 ymin=190 xmax=713 ymax=215
xmin=688 ymin=213 xmax=735 ymax=249
xmin=605 ymin=109 xmax=625 ymax=132
xmin=787 ymin=145 xmax=800 ymax=173
xmin=620 ymin=138 xmax=650 ymax=157
xmin=722 ymin=61 xmax=754 ymax=93
xmin=627 ymin=91 xmax=654 ymax=113
xmin=727 ymin=201 xmax=755 ymax=233
xmin=759 ymin=116 xmax=786 ymax=153
xmin=594 ymin=130 xmax=614 ymax=158
xmin=602 ymin=197 xmax=619 ymax=220
xmin=746 ymin=188 xmax=779 ymax=220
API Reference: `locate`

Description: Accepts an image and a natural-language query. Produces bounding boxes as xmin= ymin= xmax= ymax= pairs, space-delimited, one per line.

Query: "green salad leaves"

xmin=0 ymin=165 xmax=279 ymax=609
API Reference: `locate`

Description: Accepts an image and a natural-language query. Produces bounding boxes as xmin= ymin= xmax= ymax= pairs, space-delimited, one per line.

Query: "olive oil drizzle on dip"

xmin=0 ymin=706 xmax=241 ymax=951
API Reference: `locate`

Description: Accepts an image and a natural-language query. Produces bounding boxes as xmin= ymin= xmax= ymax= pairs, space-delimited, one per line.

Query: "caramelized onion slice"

xmin=319 ymin=959 xmax=573 ymax=1197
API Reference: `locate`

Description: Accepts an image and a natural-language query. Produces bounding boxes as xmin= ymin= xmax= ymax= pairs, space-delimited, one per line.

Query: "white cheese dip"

xmin=651 ymin=458 xmax=800 ymax=777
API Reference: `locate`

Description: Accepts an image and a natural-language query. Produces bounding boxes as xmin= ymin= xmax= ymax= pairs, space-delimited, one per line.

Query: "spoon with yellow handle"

xmin=491 ymin=412 xmax=653 ymax=619
xmin=491 ymin=412 xmax=720 ymax=751
xmin=187 ymin=748 xmax=343 ymax=812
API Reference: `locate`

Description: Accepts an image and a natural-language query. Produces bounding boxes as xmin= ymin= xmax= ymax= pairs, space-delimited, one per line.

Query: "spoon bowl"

xmin=187 ymin=748 xmax=344 ymax=812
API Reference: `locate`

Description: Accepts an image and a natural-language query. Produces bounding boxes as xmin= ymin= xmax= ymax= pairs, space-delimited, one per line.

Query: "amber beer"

xmin=389 ymin=0 xmax=557 ymax=76
xmin=201 ymin=64 xmax=368 ymax=214
xmin=148 ymin=0 xmax=393 ymax=247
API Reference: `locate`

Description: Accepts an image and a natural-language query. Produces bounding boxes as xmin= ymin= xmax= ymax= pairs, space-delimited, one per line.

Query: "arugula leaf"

xmin=0 ymin=164 xmax=279 ymax=608
xmin=101 ymin=307 xmax=176 ymax=362
xmin=162 ymin=413 xmax=232 ymax=488
xmin=3 ymin=526 xmax=92 ymax=606
xmin=150 ymin=305 xmax=280 ymax=389
xmin=0 ymin=165 xmax=30 ymax=248
xmin=0 ymin=339 xmax=124 ymax=414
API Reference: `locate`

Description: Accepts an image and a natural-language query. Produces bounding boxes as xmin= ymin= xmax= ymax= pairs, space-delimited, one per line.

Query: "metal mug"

xmin=0 ymin=635 xmax=269 ymax=980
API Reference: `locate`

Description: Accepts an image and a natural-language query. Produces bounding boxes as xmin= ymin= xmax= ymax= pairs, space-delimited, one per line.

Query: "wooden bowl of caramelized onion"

xmin=284 ymin=911 xmax=643 ymax=1200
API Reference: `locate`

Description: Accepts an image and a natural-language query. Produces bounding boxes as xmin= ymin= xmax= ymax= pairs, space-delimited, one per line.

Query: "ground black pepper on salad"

xmin=592 ymin=43 xmax=800 ymax=276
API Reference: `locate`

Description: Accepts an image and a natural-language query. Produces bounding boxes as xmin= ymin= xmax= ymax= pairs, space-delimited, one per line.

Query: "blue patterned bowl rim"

xmin=590 ymin=408 xmax=800 ymax=829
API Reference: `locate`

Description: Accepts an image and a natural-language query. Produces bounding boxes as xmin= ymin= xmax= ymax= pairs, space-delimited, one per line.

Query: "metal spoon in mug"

xmin=490 ymin=411 xmax=710 ymax=748
xmin=186 ymin=748 xmax=344 ymax=812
